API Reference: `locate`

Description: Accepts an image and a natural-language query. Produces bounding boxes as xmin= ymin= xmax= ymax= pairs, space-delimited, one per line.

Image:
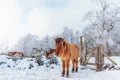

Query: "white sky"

xmin=0 ymin=0 xmax=120 ymax=48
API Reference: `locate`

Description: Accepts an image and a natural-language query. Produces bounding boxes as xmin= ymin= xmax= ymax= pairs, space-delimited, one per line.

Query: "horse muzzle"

xmin=55 ymin=52 xmax=59 ymax=56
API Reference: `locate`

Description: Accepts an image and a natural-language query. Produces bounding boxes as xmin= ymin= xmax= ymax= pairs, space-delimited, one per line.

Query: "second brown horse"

xmin=45 ymin=48 xmax=56 ymax=58
xmin=54 ymin=37 xmax=79 ymax=77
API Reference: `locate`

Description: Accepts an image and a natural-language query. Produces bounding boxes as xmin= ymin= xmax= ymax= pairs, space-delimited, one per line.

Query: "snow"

xmin=0 ymin=55 xmax=15 ymax=69
xmin=0 ymin=55 xmax=120 ymax=80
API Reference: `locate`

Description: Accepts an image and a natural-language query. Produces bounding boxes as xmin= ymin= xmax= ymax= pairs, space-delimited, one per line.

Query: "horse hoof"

xmin=61 ymin=70 xmax=65 ymax=77
xmin=66 ymin=71 xmax=69 ymax=77
xmin=72 ymin=68 xmax=74 ymax=73
xmin=61 ymin=73 xmax=65 ymax=77
xmin=76 ymin=68 xmax=78 ymax=72
xmin=61 ymin=74 xmax=64 ymax=77
xmin=66 ymin=74 xmax=69 ymax=77
xmin=66 ymin=75 xmax=69 ymax=77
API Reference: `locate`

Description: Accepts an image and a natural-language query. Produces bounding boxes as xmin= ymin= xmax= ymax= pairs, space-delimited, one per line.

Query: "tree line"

xmin=14 ymin=27 xmax=80 ymax=56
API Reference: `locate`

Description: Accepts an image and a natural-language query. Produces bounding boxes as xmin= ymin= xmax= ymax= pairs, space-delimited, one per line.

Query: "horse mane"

xmin=55 ymin=37 xmax=71 ymax=55
xmin=55 ymin=37 xmax=63 ymax=43
xmin=62 ymin=40 xmax=69 ymax=53
xmin=57 ymin=38 xmax=69 ymax=53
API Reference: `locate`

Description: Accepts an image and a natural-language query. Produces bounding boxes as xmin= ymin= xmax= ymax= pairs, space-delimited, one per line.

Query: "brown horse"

xmin=54 ymin=37 xmax=79 ymax=77
xmin=45 ymin=48 xmax=56 ymax=58
xmin=8 ymin=52 xmax=24 ymax=57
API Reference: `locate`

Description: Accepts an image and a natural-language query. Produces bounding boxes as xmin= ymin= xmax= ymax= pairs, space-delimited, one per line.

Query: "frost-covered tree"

xmin=54 ymin=27 xmax=80 ymax=46
xmin=40 ymin=35 xmax=54 ymax=52
xmin=83 ymin=0 xmax=120 ymax=55
xmin=15 ymin=27 xmax=80 ymax=56
xmin=0 ymin=41 xmax=9 ymax=54
xmin=110 ymin=28 xmax=120 ymax=55
xmin=61 ymin=27 xmax=76 ymax=43
xmin=16 ymin=33 xmax=39 ymax=56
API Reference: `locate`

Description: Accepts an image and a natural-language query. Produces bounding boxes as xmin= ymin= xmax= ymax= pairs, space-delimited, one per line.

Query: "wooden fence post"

xmin=95 ymin=45 xmax=99 ymax=71
xmin=100 ymin=44 xmax=104 ymax=68
xmin=80 ymin=36 xmax=83 ymax=48
xmin=95 ymin=44 xmax=104 ymax=71
xmin=79 ymin=36 xmax=87 ymax=66
xmin=80 ymin=36 xmax=83 ymax=65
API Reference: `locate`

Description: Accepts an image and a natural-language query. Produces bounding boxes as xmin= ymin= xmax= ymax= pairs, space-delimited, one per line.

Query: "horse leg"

xmin=75 ymin=58 xmax=78 ymax=72
xmin=61 ymin=60 xmax=65 ymax=77
xmin=72 ymin=59 xmax=75 ymax=73
xmin=66 ymin=59 xmax=70 ymax=77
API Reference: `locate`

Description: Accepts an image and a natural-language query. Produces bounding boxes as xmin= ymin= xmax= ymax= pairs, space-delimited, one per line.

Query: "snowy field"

xmin=0 ymin=55 xmax=120 ymax=80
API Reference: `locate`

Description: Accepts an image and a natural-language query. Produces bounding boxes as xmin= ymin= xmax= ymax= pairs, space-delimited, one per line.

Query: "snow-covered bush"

xmin=36 ymin=55 xmax=44 ymax=66
xmin=46 ymin=54 xmax=58 ymax=65
xmin=15 ymin=58 xmax=39 ymax=70
xmin=31 ymin=51 xmax=45 ymax=66
xmin=0 ymin=54 xmax=59 ymax=70
xmin=0 ymin=55 xmax=15 ymax=68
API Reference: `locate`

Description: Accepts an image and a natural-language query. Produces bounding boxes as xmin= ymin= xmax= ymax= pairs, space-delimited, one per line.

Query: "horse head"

xmin=54 ymin=37 xmax=66 ymax=56
xmin=45 ymin=48 xmax=55 ymax=58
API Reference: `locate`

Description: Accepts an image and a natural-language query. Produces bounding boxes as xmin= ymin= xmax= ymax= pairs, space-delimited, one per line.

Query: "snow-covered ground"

xmin=0 ymin=55 xmax=120 ymax=80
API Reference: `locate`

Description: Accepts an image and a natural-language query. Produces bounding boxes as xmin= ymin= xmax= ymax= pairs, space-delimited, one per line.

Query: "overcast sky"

xmin=0 ymin=0 xmax=120 ymax=47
